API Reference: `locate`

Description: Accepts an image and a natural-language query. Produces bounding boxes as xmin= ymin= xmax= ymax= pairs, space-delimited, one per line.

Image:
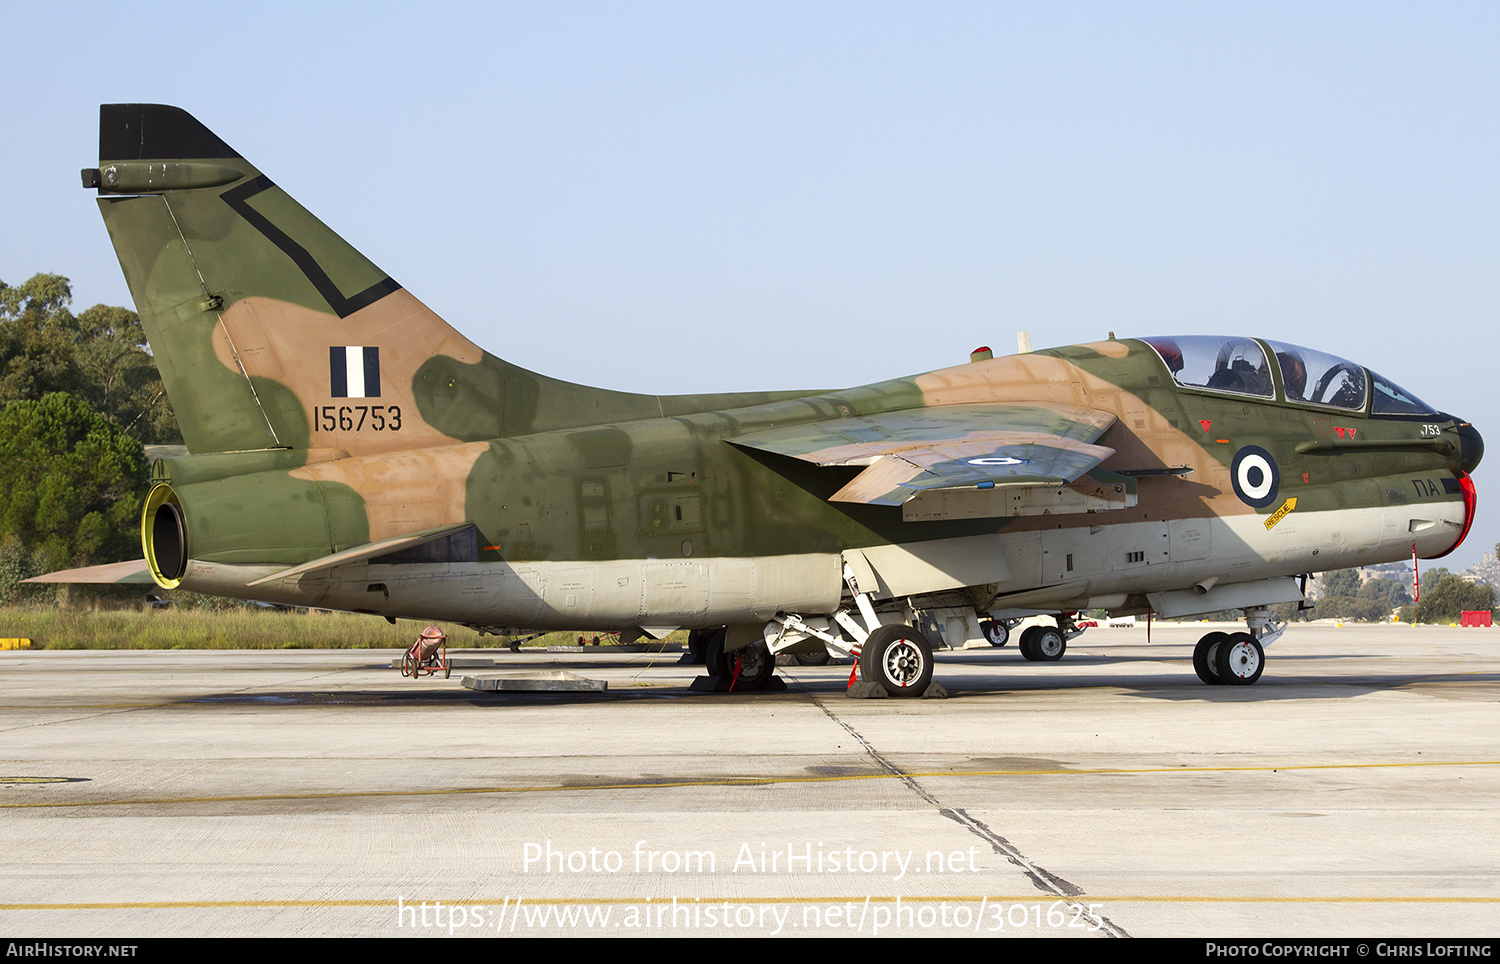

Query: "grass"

xmin=0 ymin=605 xmax=690 ymax=651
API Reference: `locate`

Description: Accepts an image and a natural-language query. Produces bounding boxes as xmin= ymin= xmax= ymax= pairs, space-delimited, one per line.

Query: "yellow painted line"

xmin=2 ymin=759 xmax=1497 ymax=810
xmin=3 ymin=894 xmax=1499 ymax=911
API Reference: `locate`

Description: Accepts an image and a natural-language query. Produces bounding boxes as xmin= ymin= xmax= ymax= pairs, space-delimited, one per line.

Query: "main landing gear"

xmin=983 ymin=614 xmax=1086 ymax=660
xmin=858 ymin=624 xmax=935 ymax=697
xmin=758 ymin=565 xmax=940 ymax=698
xmin=704 ymin=628 xmax=775 ymax=691
xmin=1193 ymin=607 xmax=1283 ymax=686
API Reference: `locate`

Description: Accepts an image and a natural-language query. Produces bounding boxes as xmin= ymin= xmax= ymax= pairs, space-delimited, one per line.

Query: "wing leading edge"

xmin=729 ymin=403 xmax=1118 ymax=506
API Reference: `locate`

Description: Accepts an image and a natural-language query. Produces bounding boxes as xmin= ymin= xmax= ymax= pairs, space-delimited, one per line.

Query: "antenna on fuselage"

xmin=1017 ymin=331 xmax=1032 ymax=354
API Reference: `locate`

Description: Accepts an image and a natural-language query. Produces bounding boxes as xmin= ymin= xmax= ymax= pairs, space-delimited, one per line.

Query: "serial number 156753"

xmin=314 ymin=404 xmax=402 ymax=432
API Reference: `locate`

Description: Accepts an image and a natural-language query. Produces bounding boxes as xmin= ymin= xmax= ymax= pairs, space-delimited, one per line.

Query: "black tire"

xmin=980 ymin=619 xmax=1009 ymax=648
xmin=794 ymin=650 xmax=832 ymax=666
xmin=731 ymin=640 xmax=775 ymax=690
xmin=1032 ymin=627 xmax=1066 ymax=661
xmin=1193 ymin=632 xmax=1228 ymax=685
xmin=704 ymin=628 xmax=732 ymax=676
xmin=1215 ymin=632 xmax=1265 ymax=685
xmin=1018 ymin=626 xmax=1041 ymax=661
xmin=706 ymin=630 xmax=774 ymax=690
xmin=684 ymin=628 xmax=714 ymax=665
xmin=858 ymin=624 xmax=934 ymax=697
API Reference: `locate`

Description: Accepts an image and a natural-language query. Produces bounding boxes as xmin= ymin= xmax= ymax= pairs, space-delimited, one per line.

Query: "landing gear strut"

xmin=761 ymin=564 xmax=937 ymax=698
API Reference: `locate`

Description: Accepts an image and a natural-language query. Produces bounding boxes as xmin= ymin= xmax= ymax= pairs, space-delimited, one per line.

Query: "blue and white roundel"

xmin=1230 ymin=446 xmax=1279 ymax=508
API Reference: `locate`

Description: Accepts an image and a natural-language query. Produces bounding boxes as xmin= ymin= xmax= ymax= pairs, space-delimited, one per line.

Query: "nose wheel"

xmin=1019 ymin=625 xmax=1066 ymax=661
xmin=1194 ymin=631 xmax=1264 ymax=685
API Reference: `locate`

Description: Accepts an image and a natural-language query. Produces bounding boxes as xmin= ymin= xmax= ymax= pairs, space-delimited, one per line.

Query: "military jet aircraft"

xmin=64 ymin=104 xmax=1482 ymax=697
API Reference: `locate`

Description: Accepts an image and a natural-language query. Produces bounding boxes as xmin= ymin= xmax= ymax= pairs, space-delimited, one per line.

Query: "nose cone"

xmin=1456 ymin=420 xmax=1484 ymax=474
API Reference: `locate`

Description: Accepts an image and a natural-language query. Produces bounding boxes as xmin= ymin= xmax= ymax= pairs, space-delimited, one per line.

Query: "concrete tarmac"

xmin=1 ymin=622 xmax=1498 ymax=938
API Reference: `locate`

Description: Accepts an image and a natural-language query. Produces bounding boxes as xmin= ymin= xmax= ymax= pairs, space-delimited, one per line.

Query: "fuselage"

xmin=152 ymin=335 xmax=1477 ymax=633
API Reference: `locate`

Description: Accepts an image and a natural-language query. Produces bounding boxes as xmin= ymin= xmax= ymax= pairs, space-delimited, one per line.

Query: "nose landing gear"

xmin=1193 ymin=606 xmax=1282 ymax=686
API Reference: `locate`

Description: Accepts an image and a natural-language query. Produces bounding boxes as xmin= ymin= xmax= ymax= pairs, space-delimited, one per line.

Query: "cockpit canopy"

xmin=1139 ymin=336 xmax=1436 ymax=417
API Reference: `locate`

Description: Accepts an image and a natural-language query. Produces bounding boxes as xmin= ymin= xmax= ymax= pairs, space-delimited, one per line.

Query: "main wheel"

xmin=1215 ymin=632 xmax=1265 ymax=685
xmin=684 ymin=628 xmax=714 ymax=665
xmin=858 ymin=624 xmax=934 ymax=697
xmin=735 ymin=644 xmax=774 ymax=689
xmin=704 ymin=628 xmax=732 ymax=676
xmin=794 ymin=650 xmax=832 ymax=666
xmin=706 ymin=630 xmax=774 ymax=690
xmin=730 ymin=640 xmax=775 ymax=690
xmin=1032 ymin=627 xmax=1066 ymax=661
xmin=1193 ymin=632 xmax=1228 ymax=684
xmin=980 ymin=619 xmax=1009 ymax=648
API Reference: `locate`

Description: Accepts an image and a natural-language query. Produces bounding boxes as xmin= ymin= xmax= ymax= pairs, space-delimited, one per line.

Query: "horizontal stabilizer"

xmin=730 ymin=403 xmax=1117 ymax=506
xmin=24 ymin=560 xmax=154 ymax=585
xmin=246 ymin=523 xmax=476 ymax=587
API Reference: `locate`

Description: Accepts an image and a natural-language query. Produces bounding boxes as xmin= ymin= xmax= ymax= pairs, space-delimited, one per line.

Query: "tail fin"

xmin=88 ymin=105 xmax=776 ymax=458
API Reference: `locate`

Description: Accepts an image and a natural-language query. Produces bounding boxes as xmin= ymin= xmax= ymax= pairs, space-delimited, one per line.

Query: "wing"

xmin=729 ymin=402 xmax=1117 ymax=506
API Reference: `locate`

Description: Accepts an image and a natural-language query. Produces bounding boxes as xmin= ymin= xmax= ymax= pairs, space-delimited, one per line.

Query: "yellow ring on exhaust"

xmin=142 ymin=483 xmax=185 ymax=588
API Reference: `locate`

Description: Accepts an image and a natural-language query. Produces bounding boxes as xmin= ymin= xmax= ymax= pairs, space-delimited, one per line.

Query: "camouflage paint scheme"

xmin=77 ymin=106 xmax=1481 ymax=686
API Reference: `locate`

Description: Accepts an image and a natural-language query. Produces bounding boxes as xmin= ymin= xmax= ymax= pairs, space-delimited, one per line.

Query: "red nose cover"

xmin=1427 ymin=471 xmax=1477 ymax=559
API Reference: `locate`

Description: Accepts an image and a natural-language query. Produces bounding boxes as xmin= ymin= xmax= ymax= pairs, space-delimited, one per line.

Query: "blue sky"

xmin=3 ymin=1 xmax=1497 ymax=570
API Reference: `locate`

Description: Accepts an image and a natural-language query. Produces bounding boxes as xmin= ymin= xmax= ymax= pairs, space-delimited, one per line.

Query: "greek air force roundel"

xmin=1230 ymin=445 xmax=1279 ymax=509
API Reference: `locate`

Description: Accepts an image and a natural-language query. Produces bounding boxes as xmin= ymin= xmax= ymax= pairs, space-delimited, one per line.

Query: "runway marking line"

xmin=2 ymin=759 xmax=1497 ymax=810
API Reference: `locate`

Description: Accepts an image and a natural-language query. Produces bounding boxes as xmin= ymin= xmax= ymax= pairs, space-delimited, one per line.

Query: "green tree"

xmin=1416 ymin=575 xmax=1496 ymax=624
xmin=0 ymin=305 xmax=86 ymax=405
xmin=1419 ymin=567 xmax=1451 ymax=598
xmin=1312 ymin=569 xmax=1361 ymax=620
xmin=0 ymin=273 xmax=180 ymax=445
xmin=1319 ymin=569 xmax=1362 ymax=597
xmin=0 ymin=273 xmax=73 ymax=320
xmin=1309 ymin=570 xmax=1412 ymax=622
xmin=0 ymin=537 xmax=44 ymax=605
xmin=1352 ymin=577 xmax=1411 ymax=621
xmin=0 ymin=393 xmax=149 ymax=571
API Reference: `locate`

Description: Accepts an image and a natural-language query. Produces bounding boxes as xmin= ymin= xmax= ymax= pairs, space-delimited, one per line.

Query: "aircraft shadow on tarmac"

xmin=180 ymin=687 xmax=699 ymax=709
xmin=175 ymin=654 xmax=1500 ymax=707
